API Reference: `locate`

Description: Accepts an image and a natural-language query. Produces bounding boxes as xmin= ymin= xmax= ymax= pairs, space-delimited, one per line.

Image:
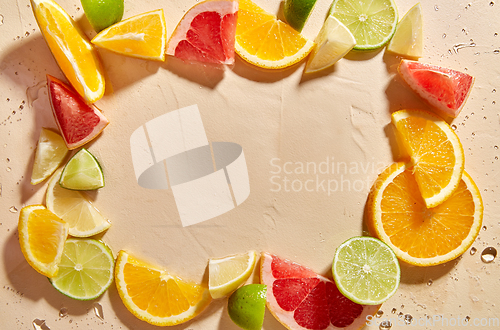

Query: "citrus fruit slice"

xmin=31 ymin=128 xmax=69 ymax=185
xmin=47 ymin=75 xmax=109 ymax=150
xmin=398 ymin=59 xmax=475 ymax=118
xmin=92 ymin=9 xmax=167 ymax=61
xmin=18 ymin=205 xmax=69 ymax=278
xmin=332 ymin=236 xmax=400 ymax=305
xmin=235 ymin=0 xmax=314 ymax=69
xmin=304 ymin=15 xmax=355 ymax=73
xmin=329 ymin=0 xmax=398 ymax=50
xmin=228 ymin=284 xmax=267 ymax=330
xmin=260 ymin=252 xmax=380 ymax=330
xmin=59 ymin=148 xmax=104 ymax=190
xmin=46 ymin=168 xmax=111 ymax=237
xmin=166 ymin=0 xmax=237 ymax=64
xmin=50 ymin=238 xmax=114 ymax=300
xmin=392 ymin=109 xmax=464 ymax=208
xmin=30 ymin=0 xmax=105 ymax=103
xmin=81 ymin=0 xmax=124 ymax=32
xmin=366 ymin=162 xmax=483 ymax=266
xmin=283 ymin=0 xmax=318 ymax=32
xmin=209 ymin=250 xmax=257 ymax=299
xmin=386 ymin=3 xmax=423 ymax=58
xmin=114 ymin=250 xmax=212 ymax=326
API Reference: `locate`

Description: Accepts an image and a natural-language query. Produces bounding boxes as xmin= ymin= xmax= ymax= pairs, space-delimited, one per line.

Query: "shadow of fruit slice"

xmin=228 ymin=284 xmax=267 ymax=330
xmin=260 ymin=252 xmax=380 ymax=330
xmin=47 ymin=75 xmax=109 ymax=150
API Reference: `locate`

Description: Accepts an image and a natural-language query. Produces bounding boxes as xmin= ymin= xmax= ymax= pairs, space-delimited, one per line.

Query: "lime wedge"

xmin=209 ymin=250 xmax=257 ymax=299
xmin=50 ymin=238 xmax=114 ymax=300
xmin=330 ymin=0 xmax=398 ymax=50
xmin=305 ymin=15 xmax=356 ymax=73
xmin=332 ymin=236 xmax=400 ymax=305
xmin=81 ymin=0 xmax=124 ymax=32
xmin=47 ymin=168 xmax=111 ymax=237
xmin=228 ymin=284 xmax=267 ymax=330
xmin=283 ymin=0 xmax=318 ymax=32
xmin=387 ymin=3 xmax=423 ymax=58
xmin=31 ymin=128 xmax=69 ymax=185
xmin=60 ymin=148 xmax=104 ymax=190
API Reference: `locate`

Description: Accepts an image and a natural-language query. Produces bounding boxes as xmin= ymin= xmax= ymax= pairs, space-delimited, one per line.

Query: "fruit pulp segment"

xmin=28 ymin=209 xmax=67 ymax=264
xmin=61 ymin=149 xmax=103 ymax=189
xmin=211 ymin=256 xmax=250 ymax=285
xmin=381 ymin=169 xmax=475 ymax=258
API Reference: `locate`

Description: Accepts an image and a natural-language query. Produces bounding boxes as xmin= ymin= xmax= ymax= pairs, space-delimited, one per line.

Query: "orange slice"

xmin=18 ymin=205 xmax=69 ymax=277
xmin=392 ymin=109 xmax=464 ymax=208
xmin=30 ymin=0 xmax=106 ymax=103
xmin=114 ymin=251 xmax=212 ymax=326
xmin=92 ymin=9 xmax=167 ymax=61
xmin=235 ymin=0 xmax=314 ymax=69
xmin=367 ymin=162 xmax=483 ymax=266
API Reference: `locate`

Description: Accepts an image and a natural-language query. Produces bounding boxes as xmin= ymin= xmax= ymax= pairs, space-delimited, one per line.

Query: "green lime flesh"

xmin=228 ymin=284 xmax=267 ymax=330
xmin=59 ymin=148 xmax=104 ymax=190
xmin=49 ymin=238 xmax=114 ymax=300
xmin=332 ymin=236 xmax=400 ymax=305
xmin=284 ymin=0 xmax=318 ymax=32
xmin=81 ymin=0 xmax=124 ymax=32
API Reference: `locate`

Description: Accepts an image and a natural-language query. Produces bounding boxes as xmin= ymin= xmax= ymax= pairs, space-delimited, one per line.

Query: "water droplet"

xmin=434 ymin=5 xmax=439 ymax=10
xmin=494 ymin=50 xmax=500 ymax=54
xmin=6 ymin=167 xmax=11 ymax=172
xmin=25 ymin=31 xmax=30 ymax=37
xmin=0 ymin=14 xmax=4 ymax=25
xmin=9 ymin=206 xmax=17 ymax=213
xmin=493 ymin=101 xmax=497 ymax=105
xmin=398 ymin=312 xmax=404 ymax=318
xmin=93 ymin=303 xmax=104 ymax=320
xmin=391 ymin=308 xmax=397 ymax=314
xmin=472 ymin=132 xmax=475 ymax=136
xmin=451 ymin=124 xmax=457 ymax=130
xmin=495 ymin=146 xmax=499 ymax=149
xmin=493 ymin=89 xmax=497 ymax=93
xmin=400 ymin=304 xmax=404 ymax=309
xmin=59 ymin=307 xmax=68 ymax=318
xmin=470 ymin=247 xmax=477 ymax=255
xmin=32 ymin=319 xmax=50 ymax=330
xmin=483 ymin=226 xmax=487 ymax=231
xmin=376 ymin=310 xmax=384 ymax=318
xmin=490 ymin=1 xmax=495 ymax=6
xmin=379 ymin=320 xmax=392 ymax=330
xmin=442 ymin=33 xmax=447 ymax=38
xmin=481 ymin=247 xmax=497 ymax=263
xmin=427 ymin=279 xmax=433 ymax=286
xmin=404 ymin=314 xmax=413 ymax=325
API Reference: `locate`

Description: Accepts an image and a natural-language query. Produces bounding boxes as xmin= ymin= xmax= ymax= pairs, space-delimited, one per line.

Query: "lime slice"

xmin=60 ymin=148 xmax=104 ymax=190
xmin=31 ymin=128 xmax=69 ymax=185
xmin=332 ymin=236 xmax=400 ymax=305
xmin=47 ymin=168 xmax=111 ymax=237
xmin=330 ymin=0 xmax=398 ymax=50
xmin=50 ymin=238 xmax=114 ymax=300
xmin=283 ymin=0 xmax=318 ymax=32
xmin=228 ymin=284 xmax=267 ymax=330
xmin=209 ymin=250 xmax=257 ymax=299
xmin=304 ymin=15 xmax=356 ymax=73
xmin=81 ymin=0 xmax=124 ymax=32
xmin=387 ymin=3 xmax=423 ymax=58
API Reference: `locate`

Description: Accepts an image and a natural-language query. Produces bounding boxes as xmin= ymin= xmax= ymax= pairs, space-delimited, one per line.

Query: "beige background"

xmin=1 ymin=0 xmax=499 ymax=329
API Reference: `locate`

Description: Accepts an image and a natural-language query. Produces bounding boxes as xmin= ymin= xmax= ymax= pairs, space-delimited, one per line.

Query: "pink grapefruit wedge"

xmin=398 ymin=59 xmax=474 ymax=118
xmin=166 ymin=0 xmax=238 ymax=64
xmin=47 ymin=75 xmax=109 ymax=150
xmin=260 ymin=253 xmax=379 ymax=330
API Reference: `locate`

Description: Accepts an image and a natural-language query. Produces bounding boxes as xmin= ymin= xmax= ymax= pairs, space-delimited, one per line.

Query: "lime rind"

xmin=81 ymin=0 xmax=124 ymax=33
xmin=284 ymin=0 xmax=318 ymax=32
xmin=60 ymin=148 xmax=105 ymax=190
xmin=228 ymin=284 xmax=267 ymax=330
xmin=332 ymin=236 xmax=400 ymax=305
xmin=49 ymin=238 xmax=114 ymax=300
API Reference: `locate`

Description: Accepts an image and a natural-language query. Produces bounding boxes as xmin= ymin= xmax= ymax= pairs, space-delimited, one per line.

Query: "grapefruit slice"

xmin=47 ymin=75 xmax=109 ymax=150
xmin=260 ymin=252 xmax=379 ymax=330
xmin=398 ymin=59 xmax=474 ymax=118
xmin=166 ymin=0 xmax=238 ymax=64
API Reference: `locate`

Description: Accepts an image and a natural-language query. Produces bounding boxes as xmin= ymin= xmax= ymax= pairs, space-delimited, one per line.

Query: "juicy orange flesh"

xmin=28 ymin=209 xmax=66 ymax=264
xmin=35 ymin=2 xmax=103 ymax=100
xmin=95 ymin=13 xmax=164 ymax=57
xmin=236 ymin=0 xmax=308 ymax=61
xmin=395 ymin=116 xmax=455 ymax=199
xmin=123 ymin=259 xmax=205 ymax=317
xmin=381 ymin=169 xmax=474 ymax=258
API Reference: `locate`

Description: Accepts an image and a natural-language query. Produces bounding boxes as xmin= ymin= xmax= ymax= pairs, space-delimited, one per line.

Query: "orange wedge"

xmin=114 ymin=251 xmax=212 ymax=326
xmin=92 ymin=9 xmax=167 ymax=61
xmin=392 ymin=109 xmax=464 ymax=208
xmin=30 ymin=0 xmax=106 ymax=103
xmin=367 ymin=162 xmax=483 ymax=266
xmin=235 ymin=0 xmax=314 ymax=69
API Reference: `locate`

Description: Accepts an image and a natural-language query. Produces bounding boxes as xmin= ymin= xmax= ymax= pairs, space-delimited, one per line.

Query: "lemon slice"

xmin=18 ymin=205 xmax=69 ymax=277
xmin=31 ymin=128 xmax=69 ymax=185
xmin=46 ymin=168 xmax=111 ymax=237
xmin=387 ymin=3 xmax=423 ymax=58
xmin=209 ymin=250 xmax=257 ymax=299
xmin=59 ymin=148 xmax=104 ymax=190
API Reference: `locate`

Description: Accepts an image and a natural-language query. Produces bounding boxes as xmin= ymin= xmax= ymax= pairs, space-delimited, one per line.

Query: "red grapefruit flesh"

xmin=260 ymin=253 xmax=380 ymax=330
xmin=47 ymin=75 xmax=109 ymax=150
xmin=166 ymin=0 xmax=238 ymax=64
xmin=398 ymin=59 xmax=474 ymax=118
